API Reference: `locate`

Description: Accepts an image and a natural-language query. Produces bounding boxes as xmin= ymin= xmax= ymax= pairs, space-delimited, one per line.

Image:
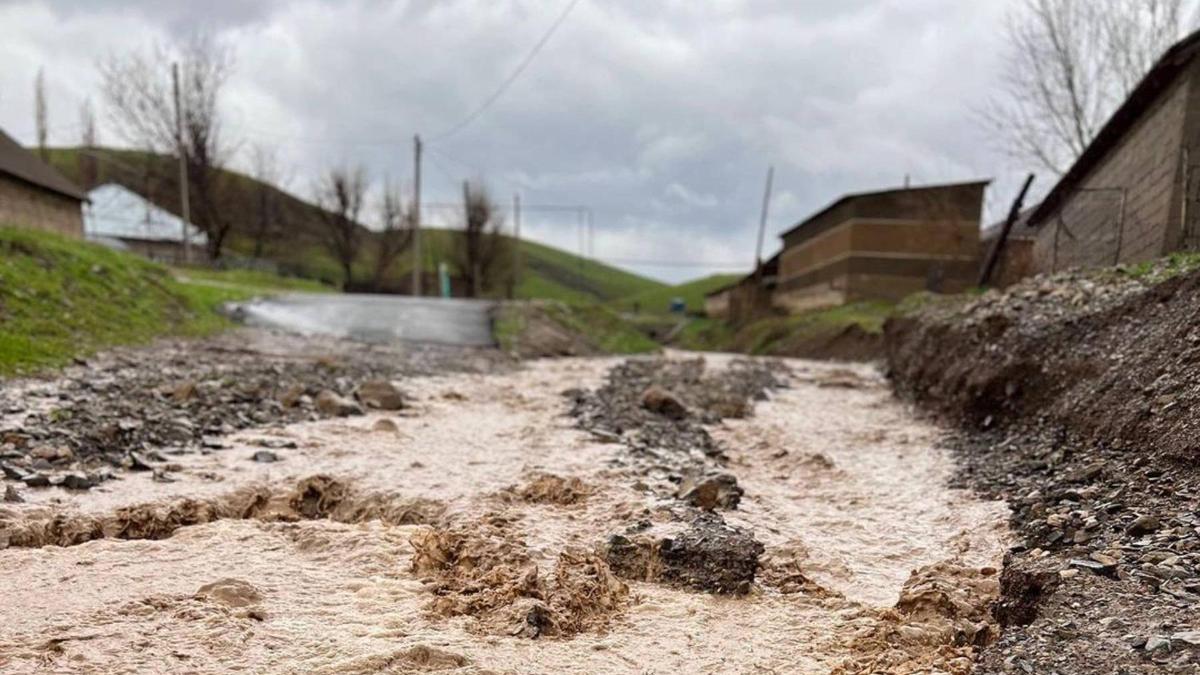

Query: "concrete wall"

xmin=704 ymin=290 xmax=730 ymax=320
xmin=0 ymin=174 xmax=83 ymax=237
xmin=1033 ymin=64 xmax=1196 ymax=272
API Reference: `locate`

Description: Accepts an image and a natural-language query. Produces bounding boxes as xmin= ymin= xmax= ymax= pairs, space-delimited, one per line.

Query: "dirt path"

xmin=0 ymin=355 xmax=1009 ymax=674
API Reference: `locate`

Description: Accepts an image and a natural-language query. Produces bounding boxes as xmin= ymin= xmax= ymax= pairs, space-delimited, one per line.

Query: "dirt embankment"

xmin=885 ymin=266 xmax=1200 ymax=673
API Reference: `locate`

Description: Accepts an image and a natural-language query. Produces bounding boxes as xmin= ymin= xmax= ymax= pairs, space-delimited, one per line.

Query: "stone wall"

xmin=0 ymin=174 xmax=83 ymax=237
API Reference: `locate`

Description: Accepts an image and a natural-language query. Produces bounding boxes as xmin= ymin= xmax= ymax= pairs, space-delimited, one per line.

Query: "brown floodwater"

xmin=0 ymin=356 xmax=1009 ymax=674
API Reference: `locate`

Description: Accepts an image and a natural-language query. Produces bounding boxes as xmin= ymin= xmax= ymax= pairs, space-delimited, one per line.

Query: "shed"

xmin=0 ymin=126 xmax=87 ymax=236
xmin=84 ymin=183 xmax=207 ymax=263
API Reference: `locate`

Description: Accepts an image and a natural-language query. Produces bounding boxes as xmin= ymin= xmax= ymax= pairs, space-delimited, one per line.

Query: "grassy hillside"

xmin=610 ymin=273 xmax=743 ymax=315
xmin=0 ymin=226 xmax=270 ymax=375
xmin=46 ymin=146 xmax=664 ymax=302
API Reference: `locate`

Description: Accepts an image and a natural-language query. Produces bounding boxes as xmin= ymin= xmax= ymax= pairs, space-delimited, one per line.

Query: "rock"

xmin=3 ymin=484 xmax=22 ymax=503
xmin=1069 ymin=557 xmax=1117 ymax=578
xmin=172 ymin=381 xmax=198 ymax=402
xmin=278 ymin=384 xmax=307 ymax=408
xmin=59 ymin=472 xmax=95 ymax=490
xmin=21 ymin=472 xmax=50 ymax=488
xmin=127 ymin=451 xmax=155 ymax=471
xmin=606 ymin=513 xmax=763 ymax=594
xmin=372 ymin=418 xmax=400 ymax=433
xmin=251 ymin=450 xmax=280 ymax=463
xmin=1128 ymin=514 xmax=1161 ymax=536
xmin=640 ymin=386 xmax=688 ymax=420
xmin=30 ymin=445 xmax=72 ymax=462
xmin=0 ymin=462 xmax=26 ymax=480
xmin=195 ymin=578 xmax=263 ymax=607
xmin=315 ymin=390 xmax=364 ymax=417
xmin=1171 ymin=631 xmax=1200 ymax=646
xmin=1145 ymin=636 xmax=1172 ymax=653
xmin=993 ymin=564 xmax=1061 ymax=627
xmin=677 ymin=472 xmax=743 ymax=510
xmin=355 ymin=380 xmax=406 ymax=410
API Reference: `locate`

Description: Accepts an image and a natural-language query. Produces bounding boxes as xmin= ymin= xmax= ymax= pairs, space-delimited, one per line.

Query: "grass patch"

xmin=674 ymin=317 xmax=736 ymax=352
xmin=173 ymin=267 xmax=334 ymax=294
xmin=494 ymin=301 xmax=659 ymax=356
xmin=1118 ymin=251 xmax=1200 ymax=283
xmin=717 ymin=301 xmax=895 ymax=355
xmin=0 ymin=227 xmax=250 ymax=375
xmin=610 ymin=273 xmax=742 ymax=315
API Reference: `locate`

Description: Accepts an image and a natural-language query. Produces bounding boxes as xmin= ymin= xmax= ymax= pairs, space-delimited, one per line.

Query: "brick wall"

xmin=1033 ymin=65 xmax=1195 ymax=272
xmin=0 ymin=173 xmax=84 ymax=237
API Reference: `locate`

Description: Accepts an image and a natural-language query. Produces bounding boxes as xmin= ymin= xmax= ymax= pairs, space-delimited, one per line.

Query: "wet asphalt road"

xmin=234 ymin=293 xmax=496 ymax=347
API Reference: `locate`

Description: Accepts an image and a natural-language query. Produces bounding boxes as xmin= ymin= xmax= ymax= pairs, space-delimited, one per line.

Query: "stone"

xmin=0 ymin=462 xmax=26 ymax=480
xmin=1128 ymin=514 xmax=1161 ymax=536
xmin=279 ymin=384 xmax=307 ymax=408
xmin=677 ymin=472 xmax=743 ymax=510
xmin=195 ymin=578 xmax=263 ymax=607
xmin=127 ymin=451 xmax=155 ymax=471
xmin=315 ymin=390 xmax=364 ymax=417
xmin=640 ymin=386 xmax=688 ymax=420
xmin=3 ymin=484 xmax=22 ymax=503
xmin=372 ymin=418 xmax=400 ymax=433
xmin=355 ymin=380 xmax=406 ymax=410
xmin=1145 ymin=636 xmax=1171 ymax=653
xmin=21 ymin=472 xmax=50 ymax=488
xmin=1069 ymin=558 xmax=1118 ymax=578
xmin=251 ymin=451 xmax=280 ymax=463
xmin=59 ymin=472 xmax=95 ymax=490
xmin=606 ymin=513 xmax=763 ymax=594
xmin=1171 ymin=631 xmax=1200 ymax=646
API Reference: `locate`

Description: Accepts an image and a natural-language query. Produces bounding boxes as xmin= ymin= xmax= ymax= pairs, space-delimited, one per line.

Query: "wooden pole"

xmin=978 ymin=173 xmax=1035 ymax=287
xmin=172 ymin=63 xmax=192 ymax=264
xmin=754 ymin=165 xmax=774 ymax=279
xmin=411 ymin=134 xmax=423 ymax=296
xmin=512 ymin=193 xmax=522 ymax=299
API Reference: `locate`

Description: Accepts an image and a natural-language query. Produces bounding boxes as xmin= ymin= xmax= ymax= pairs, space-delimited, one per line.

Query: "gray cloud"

xmin=0 ymin=0 xmax=1019 ymax=282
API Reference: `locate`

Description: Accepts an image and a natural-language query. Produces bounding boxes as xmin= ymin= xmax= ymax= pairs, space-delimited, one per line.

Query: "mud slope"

xmin=0 ymin=350 xmax=1007 ymax=674
xmin=886 ymin=266 xmax=1200 ymax=673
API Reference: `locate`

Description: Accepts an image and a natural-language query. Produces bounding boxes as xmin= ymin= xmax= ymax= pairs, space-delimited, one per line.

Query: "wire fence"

xmin=1049 ymin=187 xmax=1127 ymax=273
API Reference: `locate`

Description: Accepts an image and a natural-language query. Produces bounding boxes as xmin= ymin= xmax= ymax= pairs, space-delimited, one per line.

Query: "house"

xmin=704 ymin=253 xmax=778 ymax=323
xmin=1028 ymin=29 xmax=1200 ymax=272
xmin=773 ymin=181 xmax=988 ymax=312
xmin=84 ymin=183 xmax=207 ymax=263
xmin=0 ymin=126 xmax=87 ymax=236
xmin=980 ymin=209 xmax=1037 ymax=287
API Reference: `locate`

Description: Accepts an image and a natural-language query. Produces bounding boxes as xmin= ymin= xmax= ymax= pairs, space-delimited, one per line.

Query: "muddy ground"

xmin=0 ymin=329 xmax=1008 ymax=673
xmin=887 ymin=266 xmax=1200 ymax=674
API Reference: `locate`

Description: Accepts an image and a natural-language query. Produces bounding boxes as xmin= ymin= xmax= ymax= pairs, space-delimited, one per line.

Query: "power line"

xmin=430 ymin=0 xmax=584 ymax=143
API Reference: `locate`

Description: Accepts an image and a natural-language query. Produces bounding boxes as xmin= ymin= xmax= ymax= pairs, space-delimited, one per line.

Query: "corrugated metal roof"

xmin=84 ymin=183 xmax=208 ymax=244
xmin=0 ymin=126 xmax=87 ymax=201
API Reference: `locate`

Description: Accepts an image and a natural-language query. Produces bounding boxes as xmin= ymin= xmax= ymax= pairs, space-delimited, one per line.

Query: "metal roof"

xmin=0 ymin=126 xmax=87 ymax=201
xmin=84 ymin=183 xmax=208 ymax=245
xmin=777 ymin=180 xmax=992 ymax=241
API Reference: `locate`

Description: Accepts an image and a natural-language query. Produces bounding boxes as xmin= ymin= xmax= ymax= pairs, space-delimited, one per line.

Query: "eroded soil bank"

xmin=887 ymin=267 xmax=1200 ymax=673
xmin=1 ymin=335 xmax=1007 ymax=673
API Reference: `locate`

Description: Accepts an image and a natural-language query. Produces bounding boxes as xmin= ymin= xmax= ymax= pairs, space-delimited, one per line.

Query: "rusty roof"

xmin=0 ymin=126 xmax=87 ymax=202
xmin=1028 ymin=29 xmax=1200 ymax=227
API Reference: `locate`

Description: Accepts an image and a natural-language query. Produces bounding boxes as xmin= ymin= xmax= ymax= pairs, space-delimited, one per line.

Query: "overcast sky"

xmin=0 ymin=0 xmax=1025 ymax=282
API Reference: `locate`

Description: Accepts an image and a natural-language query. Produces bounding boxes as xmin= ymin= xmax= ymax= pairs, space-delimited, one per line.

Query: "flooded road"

xmin=0 ymin=355 xmax=1009 ymax=674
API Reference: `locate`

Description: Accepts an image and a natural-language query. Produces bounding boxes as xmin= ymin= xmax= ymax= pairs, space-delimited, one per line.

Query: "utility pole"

xmin=754 ymin=165 xmax=774 ymax=277
xmin=172 ymin=63 xmax=192 ymax=264
xmin=411 ymin=134 xmax=423 ymax=296
xmin=512 ymin=192 xmax=522 ymax=299
xmin=586 ymin=209 xmax=594 ymax=258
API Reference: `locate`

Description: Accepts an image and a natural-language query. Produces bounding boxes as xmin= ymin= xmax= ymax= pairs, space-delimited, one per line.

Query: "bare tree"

xmin=99 ymin=35 xmax=236 ymax=258
xmin=986 ymin=0 xmax=1189 ymax=175
xmin=34 ymin=68 xmax=48 ymax=161
xmin=454 ymin=180 xmax=510 ymax=297
xmin=247 ymin=144 xmax=288 ymax=259
xmin=313 ymin=165 xmax=368 ymax=290
xmin=77 ymin=99 xmax=99 ymax=189
xmin=373 ymin=178 xmax=414 ymax=290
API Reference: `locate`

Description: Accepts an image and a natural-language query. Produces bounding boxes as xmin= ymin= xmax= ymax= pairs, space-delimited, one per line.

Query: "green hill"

xmin=44 ymin=146 xmax=665 ymax=301
xmin=610 ymin=273 xmax=744 ymax=315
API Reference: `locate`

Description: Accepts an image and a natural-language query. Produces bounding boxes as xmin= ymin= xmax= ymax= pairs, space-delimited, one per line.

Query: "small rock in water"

xmin=640 ymin=386 xmax=688 ymax=420
xmin=127 ymin=451 xmax=155 ymax=471
xmin=59 ymin=472 xmax=95 ymax=490
xmin=21 ymin=472 xmax=50 ymax=488
xmin=251 ymin=450 xmax=280 ymax=463
xmin=355 ymin=380 xmax=406 ymax=410
xmin=372 ymin=418 xmax=400 ymax=433
xmin=678 ymin=472 xmax=743 ymax=510
xmin=315 ymin=390 xmax=364 ymax=417
xmin=3 ymin=484 xmax=23 ymax=503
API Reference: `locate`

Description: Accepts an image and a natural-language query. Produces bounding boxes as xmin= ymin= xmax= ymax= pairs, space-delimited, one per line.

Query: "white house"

xmin=84 ymin=183 xmax=206 ymax=263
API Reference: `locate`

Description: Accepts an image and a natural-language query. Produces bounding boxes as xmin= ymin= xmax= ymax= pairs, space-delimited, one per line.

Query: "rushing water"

xmin=0 ymin=356 xmax=1009 ymax=674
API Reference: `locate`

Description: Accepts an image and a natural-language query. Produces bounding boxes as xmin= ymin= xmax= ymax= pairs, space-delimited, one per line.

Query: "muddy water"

xmin=0 ymin=356 xmax=1009 ymax=674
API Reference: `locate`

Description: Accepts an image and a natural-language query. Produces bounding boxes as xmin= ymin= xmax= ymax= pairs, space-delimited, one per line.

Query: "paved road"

xmin=232 ymin=293 xmax=496 ymax=347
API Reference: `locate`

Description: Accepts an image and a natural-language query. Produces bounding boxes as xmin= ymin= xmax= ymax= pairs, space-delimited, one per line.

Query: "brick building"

xmin=980 ymin=209 xmax=1037 ymax=287
xmin=772 ymin=181 xmax=987 ymax=312
xmin=1028 ymin=29 xmax=1200 ymax=271
xmin=0 ymin=127 xmax=87 ymax=236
